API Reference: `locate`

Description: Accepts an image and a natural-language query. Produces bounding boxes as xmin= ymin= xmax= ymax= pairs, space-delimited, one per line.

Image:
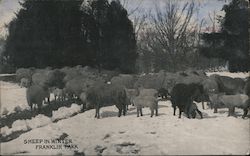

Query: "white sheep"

xmin=133 ymin=95 xmax=158 ymax=117
xmin=125 ymin=88 xmax=139 ymax=108
xmin=218 ymin=94 xmax=249 ymax=118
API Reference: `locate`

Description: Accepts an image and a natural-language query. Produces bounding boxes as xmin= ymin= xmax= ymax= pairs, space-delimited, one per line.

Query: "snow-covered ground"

xmin=206 ymin=71 xmax=250 ymax=79
xmin=0 ymin=81 xmax=28 ymax=115
xmin=0 ymin=72 xmax=249 ymax=155
xmin=1 ymin=102 xmax=249 ymax=155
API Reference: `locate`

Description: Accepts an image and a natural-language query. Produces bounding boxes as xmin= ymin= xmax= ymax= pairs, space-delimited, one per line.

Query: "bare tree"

xmin=149 ymin=0 xmax=200 ymax=71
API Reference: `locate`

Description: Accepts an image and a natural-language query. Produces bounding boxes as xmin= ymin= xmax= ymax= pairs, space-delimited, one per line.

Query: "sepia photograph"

xmin=0 ymin=0 xmax=249 ymax=155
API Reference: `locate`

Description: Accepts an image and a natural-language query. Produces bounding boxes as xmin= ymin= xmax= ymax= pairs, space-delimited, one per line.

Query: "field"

xmin=0 ymin=72 xmax=249 ymax=155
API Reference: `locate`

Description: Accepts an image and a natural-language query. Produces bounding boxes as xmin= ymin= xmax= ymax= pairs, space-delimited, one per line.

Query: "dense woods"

xmin=0 ymin=0 xmax=249 ymax=73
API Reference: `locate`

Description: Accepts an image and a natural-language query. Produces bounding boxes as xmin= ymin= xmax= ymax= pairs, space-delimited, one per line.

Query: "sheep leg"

xmin=242 ymin=108 xmax=248 ymax=119
xmin=155 ymin=107 xmax=158 ymax=116
xmin=140 ymin=107 xmax=143 ymax=116
xmin=97 ymin=107 xmax=100 ymax=119
xmin=47 ymin=97 xmax=50 ymax=104
xmin=228 ymin=107 xmax=233 ymax=117
xmin=196 ymin=109 xmax=203 ymax=119
xmin=137 ymin=107 xmax=140 ymax=117
xmin=95 ymin=107 xmax=98 ymax=118
xmin=178 ymin=109 xmax=182 ymax=118
xmin=173 ymin=106 xmax=176 ymax=116
xmin=155 ymin=102 xmax=158 ymax=116
xmin=123 ymin=104 xmax=126 ymax=116
xmin=202 ymin=101 xmax=205 ymax=110
xmin=150 ymin=108 xmax=154 ymax=117
xmin=214 ymin=105 xmax=218 ymax=113
xmin=118 ymin=108 xmax=122 ymax=117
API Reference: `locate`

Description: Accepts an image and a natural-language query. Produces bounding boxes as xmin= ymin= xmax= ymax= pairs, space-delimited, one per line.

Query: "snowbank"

xmin=1 ymin=115 xmax=52 ymax=137
xmin=206 ymin=72 xmax=249 ymax=79
xmin=1 ymin=101 xmax=249 ymax=155
xmin=52 ymin=104 xmax=83 ymax=121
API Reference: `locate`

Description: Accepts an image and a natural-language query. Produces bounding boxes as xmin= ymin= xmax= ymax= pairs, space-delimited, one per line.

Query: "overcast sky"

xmin=0 ymin=0 xmax=231 ymax=38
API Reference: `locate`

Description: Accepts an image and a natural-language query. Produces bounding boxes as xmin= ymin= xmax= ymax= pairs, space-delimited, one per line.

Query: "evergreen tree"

xmin=200 ymin=0 xmax=249 ymax=72
xmin=3 ymin=0 xmax=86 ymax=68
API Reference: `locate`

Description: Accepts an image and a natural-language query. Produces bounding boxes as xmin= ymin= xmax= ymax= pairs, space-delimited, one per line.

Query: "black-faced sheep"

xmin=26 ymin=85 xmax=50 ymax=111
xmin=170 ymin=83 xmax=204 ymax=118
xmin=86 ymin=82 xmax=128 ymax=119
xmin=133 ymin=96 xmax=158 ymax=117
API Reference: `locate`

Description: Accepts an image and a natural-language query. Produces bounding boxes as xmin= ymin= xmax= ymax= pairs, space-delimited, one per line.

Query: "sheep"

xmin=170 ymin=83 xmax=204 ymax=118
xmin=218 ymin=94 xmax=249 ymax=118
xmin=134 ymin=71 xmax=165 ymax=90
xmin=133 ymin=96 xmax=158 ymax=117
xmin=64 ymin=76 xmax=96 ymax=99
xmin=125 ymin=88 xmax=139 ymax=109
xmin=208 ymin=92 xmax=226 ymax=113
xmin=86 ymin=82 xmax=128 ymax=119
xmin=213 ymin=75 xmax=245 ymax=95
xmin=138 ymin=88 xmax=158 ymax=98
xmin=111 ymin=74 xmax=135 ymax=89
xmin=26 ymin=85 xmax=50 ymax=112
xmin=16 ymin=68 xmax=34 ymax=82
xmin=46 ymin=69 xmax=65 ymax=89
xmin=201 ymin=77 xmax=219 ymax=109
xmin=20 ymin=77 xmax=31 ymax=88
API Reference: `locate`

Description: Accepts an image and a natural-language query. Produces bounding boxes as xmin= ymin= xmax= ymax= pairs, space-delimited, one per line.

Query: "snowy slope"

xmin=1 ymin=101 xmax=249 ymax=155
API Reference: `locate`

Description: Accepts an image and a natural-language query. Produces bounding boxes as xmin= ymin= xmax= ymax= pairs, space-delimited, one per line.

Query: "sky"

xmin=0 ymin=0 xmax=231 ymax=38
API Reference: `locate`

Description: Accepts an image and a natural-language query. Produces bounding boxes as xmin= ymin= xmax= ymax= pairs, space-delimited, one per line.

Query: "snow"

xmin=206 ymin=72 xmax=250 ymax=79
xmin=0 ymin=71 xmax=249 ymax=155
xmin=0 ymin=81 xmax=29 ymax=115
xmin=1 ymin=101 xmax=249 ymax=155
xmin=51 ymin=104 xmax=83 ymax=121
xmin=1 ymin=115 xmax=52 ymax=137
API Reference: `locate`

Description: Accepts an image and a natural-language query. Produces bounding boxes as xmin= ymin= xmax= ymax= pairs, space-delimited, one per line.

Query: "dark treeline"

xmin=0 ymin=0 xmax=249 ymax=73
xmin=1 ymin=0 xmax=137 ymax=73
xmin=200 ymin=0 xmax=250 ymax=72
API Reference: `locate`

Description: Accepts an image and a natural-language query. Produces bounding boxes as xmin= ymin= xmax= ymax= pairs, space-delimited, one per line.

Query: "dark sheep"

xmin=170 ymin=83 xmax=204 ymax=118
xmin=86 ymin=82 xmax=128 ymax=119
xmin=214 ymin=75 xmax=245 ymax=95
xmin=26 ymin=85 xmax=50 ymax=112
